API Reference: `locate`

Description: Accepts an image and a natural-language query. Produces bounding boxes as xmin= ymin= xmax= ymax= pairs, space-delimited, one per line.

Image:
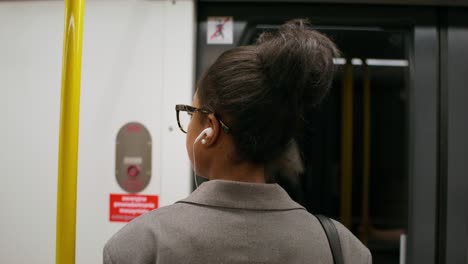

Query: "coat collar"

xmin=177 ymin=180 xmax=305 ymax=211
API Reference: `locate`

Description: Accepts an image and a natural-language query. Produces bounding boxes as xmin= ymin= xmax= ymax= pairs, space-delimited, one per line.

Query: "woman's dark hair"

xmin=197 ymin=19 xmax=340 ymax=164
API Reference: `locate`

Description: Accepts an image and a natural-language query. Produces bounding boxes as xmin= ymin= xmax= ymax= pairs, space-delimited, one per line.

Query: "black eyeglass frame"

xmin=175 ymin=104 xmax=230 ymax=134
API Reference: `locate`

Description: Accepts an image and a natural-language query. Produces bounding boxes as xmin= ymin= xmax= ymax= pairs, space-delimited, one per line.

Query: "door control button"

xmin=127 ymin=165 xmax=140 ymax=178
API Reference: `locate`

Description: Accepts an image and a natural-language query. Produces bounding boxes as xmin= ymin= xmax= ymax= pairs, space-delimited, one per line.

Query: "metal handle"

xmin=400 ymin=234 xmax=407 ymax=264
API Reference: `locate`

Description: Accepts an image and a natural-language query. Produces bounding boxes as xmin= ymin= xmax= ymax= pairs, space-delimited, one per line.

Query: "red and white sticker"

xmin=207 ymin=16 xmax=233 ymax=45
xmin=109 ymin=194 xmax=158 ymax=222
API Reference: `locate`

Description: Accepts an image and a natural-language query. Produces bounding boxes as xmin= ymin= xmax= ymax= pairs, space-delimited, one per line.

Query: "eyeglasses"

xmin=175 ymin=104 xmax=230 ymax=134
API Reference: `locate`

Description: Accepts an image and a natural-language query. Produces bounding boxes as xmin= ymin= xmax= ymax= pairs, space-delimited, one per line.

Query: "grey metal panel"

xmin=444 ymin=8 xmax=468 ymax=264
xmin=438 ymin=11 xmax=449 ymax=263
xmin=407 ymin=25 xmax=438 ymax=264
xmin=199 ymin=0 xmax=468 ymax=7
xmin=116 ymin=122 xmax=152 ymax=193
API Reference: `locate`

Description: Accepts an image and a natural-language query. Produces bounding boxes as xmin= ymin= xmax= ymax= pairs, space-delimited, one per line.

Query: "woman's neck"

xmin=207 ymin=159 xmax=266 ymax=183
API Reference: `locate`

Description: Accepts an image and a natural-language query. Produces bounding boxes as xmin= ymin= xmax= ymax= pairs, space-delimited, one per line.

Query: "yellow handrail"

xmin=56 ymin=0 xmax=85 ymax=263
xmin=361 ymin=61 xmax=371 ymax=245
xmin=340 ymin=60 xmax=353 ymax=228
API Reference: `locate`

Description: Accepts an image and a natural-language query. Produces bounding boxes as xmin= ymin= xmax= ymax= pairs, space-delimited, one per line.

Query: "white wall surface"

xmin=0 ymin=0 xmax=195 ymax=263
xmin=76 ymin=0 xmax=195 ymax=263
xmin=0 ymin=1 xmax=63 ymax=263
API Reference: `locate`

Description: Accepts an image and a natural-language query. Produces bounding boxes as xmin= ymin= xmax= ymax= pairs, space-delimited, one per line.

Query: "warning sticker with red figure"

xmin=109 ymin=194 xmax=158 ymax=222
xmin=207 ymin=16 xmax=233 ymax=44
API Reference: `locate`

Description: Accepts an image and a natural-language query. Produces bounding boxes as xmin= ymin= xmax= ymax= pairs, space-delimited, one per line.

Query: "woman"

xmin=104 ymin=19 xmax=371 ymax=264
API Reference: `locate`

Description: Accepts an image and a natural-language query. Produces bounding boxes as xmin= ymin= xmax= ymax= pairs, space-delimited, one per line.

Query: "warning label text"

xmin=109 ymin=194 xmax=159 ymax=223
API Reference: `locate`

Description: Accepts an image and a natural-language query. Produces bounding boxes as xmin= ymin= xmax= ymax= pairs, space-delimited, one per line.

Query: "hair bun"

xmin=256 ymin=19 xmax=340 ymax=108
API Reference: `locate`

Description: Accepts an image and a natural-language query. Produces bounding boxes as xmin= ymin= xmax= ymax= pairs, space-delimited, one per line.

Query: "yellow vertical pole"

xmin=361 ymin=61 xmax=371 ymax=245
xmin=56 ymin=0 xmax=85 ymax=263
xmin=340 ymin=60 xmax=353 ymax=228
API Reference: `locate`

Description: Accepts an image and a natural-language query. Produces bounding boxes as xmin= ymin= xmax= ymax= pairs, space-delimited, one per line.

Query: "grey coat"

xmin=104 ymin=180 xmax=371 ymax=264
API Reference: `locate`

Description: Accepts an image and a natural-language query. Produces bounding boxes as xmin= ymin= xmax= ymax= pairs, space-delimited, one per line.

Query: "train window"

xmin=314 ymin=29 xmax=408 ymax=264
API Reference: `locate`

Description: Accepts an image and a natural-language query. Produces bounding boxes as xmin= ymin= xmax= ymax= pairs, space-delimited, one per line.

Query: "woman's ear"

xmin=204 ymin=114 xmax=220 ymax=146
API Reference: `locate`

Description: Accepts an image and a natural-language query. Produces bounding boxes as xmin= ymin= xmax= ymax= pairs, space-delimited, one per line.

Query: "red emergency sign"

xmin=109 ymin=194 xmax=159 ymax=222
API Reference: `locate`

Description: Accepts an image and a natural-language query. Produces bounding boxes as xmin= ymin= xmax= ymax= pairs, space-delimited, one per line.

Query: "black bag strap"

xmin=315 ymin=214 xmax=345 ymax=264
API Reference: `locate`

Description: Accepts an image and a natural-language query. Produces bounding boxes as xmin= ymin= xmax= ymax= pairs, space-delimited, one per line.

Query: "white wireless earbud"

xmin=194 ymin=127 xmax=213 ymax=144
xmin=192 ymin=127 xmax=213 ymax=189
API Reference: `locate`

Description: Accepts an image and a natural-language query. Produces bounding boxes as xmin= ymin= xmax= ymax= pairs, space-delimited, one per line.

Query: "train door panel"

xmin=197 ymin=4 xmax=438 ymax=264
